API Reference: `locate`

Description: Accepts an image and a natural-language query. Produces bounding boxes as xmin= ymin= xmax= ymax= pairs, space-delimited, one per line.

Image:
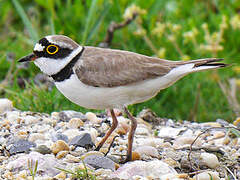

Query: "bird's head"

xmin=18 ymin=35 xmax=82 ymax=75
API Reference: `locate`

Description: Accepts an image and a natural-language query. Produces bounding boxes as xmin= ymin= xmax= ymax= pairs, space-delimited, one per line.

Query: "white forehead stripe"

xmin=46 ymin=35 xmax=74 ymax=49
xmin=34 ymin=43 xmax=45 ymax=51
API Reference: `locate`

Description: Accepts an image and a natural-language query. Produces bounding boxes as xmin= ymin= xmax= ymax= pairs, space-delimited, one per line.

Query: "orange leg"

xmin=123 ymin=106 xmax=137 ymax=162
xmin=95 ymin=109 xmax=118 ymax=151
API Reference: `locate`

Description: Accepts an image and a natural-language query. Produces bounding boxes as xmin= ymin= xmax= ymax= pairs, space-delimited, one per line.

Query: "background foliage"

xmin=0 ymin=0 xmax=239 ymax=122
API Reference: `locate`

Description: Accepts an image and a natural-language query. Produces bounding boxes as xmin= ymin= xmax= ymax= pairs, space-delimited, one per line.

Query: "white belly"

xmin=55 ymin=64 xmax=194 ymax=109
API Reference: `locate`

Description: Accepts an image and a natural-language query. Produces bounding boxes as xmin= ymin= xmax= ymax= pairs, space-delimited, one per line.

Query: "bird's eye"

xmin=46 ymin=45 xmax=59 ymax=55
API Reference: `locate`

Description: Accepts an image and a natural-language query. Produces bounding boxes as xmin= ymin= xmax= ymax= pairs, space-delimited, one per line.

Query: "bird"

xmin=18 ymin=35 xmax=228 ymax=162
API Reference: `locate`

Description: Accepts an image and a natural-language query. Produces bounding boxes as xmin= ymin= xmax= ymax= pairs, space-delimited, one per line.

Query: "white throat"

xmin=34 ymin=46 xmax=83 ymax=75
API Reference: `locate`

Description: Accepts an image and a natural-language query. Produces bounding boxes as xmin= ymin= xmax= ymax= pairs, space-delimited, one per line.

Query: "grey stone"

xmin=84 ymin=154 xmax=115 ymax=171
xmin=51 ymin=132 xmax=69 ymax=143
xmin=69 ymin=133 xmax=94 ymax=148
xmin=34 ymin=145 xmax=52 ymax=155
xmin=8 ymin=139 xmax=36 ymax=155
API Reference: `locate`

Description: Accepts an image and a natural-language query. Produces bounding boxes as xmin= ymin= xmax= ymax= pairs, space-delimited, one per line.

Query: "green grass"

xmin=0 ymin=0 xmax=240 ymax=122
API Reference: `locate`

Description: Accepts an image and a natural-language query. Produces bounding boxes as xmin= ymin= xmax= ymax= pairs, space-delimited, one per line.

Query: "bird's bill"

xmin=18 ymin=53 xmax=37 ymax=62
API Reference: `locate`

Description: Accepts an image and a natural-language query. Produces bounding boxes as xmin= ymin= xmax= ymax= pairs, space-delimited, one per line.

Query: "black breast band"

xmin=50 ymin=47 xmax=85 ymax=82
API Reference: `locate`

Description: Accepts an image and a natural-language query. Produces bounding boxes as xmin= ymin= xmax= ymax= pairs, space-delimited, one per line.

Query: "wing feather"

xmin=74 ymin=47 xmax=176 ymax=87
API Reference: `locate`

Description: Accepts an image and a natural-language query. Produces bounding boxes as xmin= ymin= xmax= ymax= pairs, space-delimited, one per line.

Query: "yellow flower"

xmin=230 ymin=14 xmax=240 ymax=30
xmin=134 ymin=28 xmax=146 ymax=36
xmin=157 ymin=48 xmax=166 ymax=58
xmin=202 ymin=23 xmax=208 ymax=30
xmin=168 ymin=34 xmax=176 ymax=42
xmin=171 ymin=24 xmax=182 ymax=33
xmin=152 ymin=22 xmax=166 ymax=37
xmin=220 ymin=15 xmax=228 ymax=30
xmin=181 ymin=55 xmax=191 ymax=61
xmin=183 ymin=31 xmax=195 ymax=43
xmin=123 ymin=4 xmax=146 ymax=20
xmin=233 ymin=66 xmax=240 ymax=73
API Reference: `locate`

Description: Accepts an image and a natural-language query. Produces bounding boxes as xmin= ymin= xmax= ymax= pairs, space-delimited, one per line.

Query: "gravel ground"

xmin=0 ymin=98 xmax=239 ymax=180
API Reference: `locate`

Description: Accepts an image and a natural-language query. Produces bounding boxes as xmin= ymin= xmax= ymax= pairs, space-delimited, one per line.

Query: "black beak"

xmin=18 ymin=53 xmax=37 ymax=62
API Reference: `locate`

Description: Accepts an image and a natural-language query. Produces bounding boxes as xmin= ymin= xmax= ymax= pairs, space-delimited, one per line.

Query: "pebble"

xmin=193 ymin=171 xmax=220 ymax=180
xmin=67 ymin=118 xmax=84 ymax=128
xmin=8 ymin=139 xmax=36 ymax=155
xmin=65 ymin=154 xmax=80 ymax=163
xmin=51 ymin=132 xmax=69 ymax=143
xmin=34 ymin=145 xmax=52 ymax=155
xmin=56 ymin=150 xmax=69 ymax=159
xmin=58 ymin=110 xmax=86 ymax=122
xmin=173 ymin=136 xmax=202 ymax=148
xmin=135 ymin=145 xmax=159 ymax=158
xmin=86 ymin=112 xmax=102 ymax=124
xmin=201 ymin=122 xmax=222 ymax=128
xmin=28 ymin=133 xmax=45 ymax=142
xmin=200 ymin=152 xmax=220 ymax=169
xmin=51 ymin=140 xmax=70 ymax=155
xmin=69 ymin=133 xmax=94 ymax=149
xmin=6 ymin=152 xmax=63 ymax=176
xmin=0 ymin=98 xmax=13 ymax=113
xmin=54 ymin=171 xmax=66 ymax=179
xmin=110 ymin=160 xmax=177 ymax=179
xmin=83 ymin=154 xmax=115 ymax=171
xmin=158 ymin=127 xmax=185 ymax=138
xmin=135 ymin=127 xmax=150 ymax=136
xmin=63 ymin=129 xmax=82 ymax=140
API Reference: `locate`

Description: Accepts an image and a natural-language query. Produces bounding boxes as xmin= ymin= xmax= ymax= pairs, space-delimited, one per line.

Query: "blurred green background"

xmin=0 ymin=0 xmax=239 ymax=122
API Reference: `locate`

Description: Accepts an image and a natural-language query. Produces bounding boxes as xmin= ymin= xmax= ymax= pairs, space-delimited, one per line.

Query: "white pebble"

xmin=193 ymin=171 xmax=220 ymax=180
xmin=28 ymin=133 xmax=45 ymax=142
xmin=63 ymin=129 xmax=82 ymax=141
xmin=200 ymin=153 xmax=220 ymax=169
xmin=135 ymin=145 xmax=159 ymax=158
xmin=24 ymin=115 xmax=39 ymax=125
xmin=0 ymin=99 xmax=13 ymax=113
xmin=65 ymin=154 xmax=80 ymax=163
xmin=86 ymin=112 xmax=102 ymax=124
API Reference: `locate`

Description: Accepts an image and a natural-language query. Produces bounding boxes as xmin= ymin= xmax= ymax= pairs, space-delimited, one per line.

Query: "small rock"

xmin=24 ymin=115 xmax=39 ymax=125
xmin=173 ymin=136 xmax=202 ymax=148
xmin=51 ymin=140 xmax=70 ymax=155
xmin=67 ymin=118 xmax=84 ymax=129
xmin=8 ymin=139 xmax=36 ymax=155
xmin=35 ymin=145 xmax=51 ymax=155
xmin=81 ymin=151 xmax=104 ymax=159
xmin=233 ymin=117 xmax=240 ymax=127
xmin=201 ymin=122 xmax=222 ymax=128
xmin=6 ymin=152 xmax=63 ymax=176
xmin=132 ymin=151 xmax=141 ymax=161
xmin=0 ymin=98 xmax=13 ymax=113
xmin=135 ymin=146 xmax=159 ymax=158
xmin=193 ymin=171 xmax=220 ymax=180
xmin=86 ymin=112 xmax=102 ymax=124
xmin=135 ymin=127 xmax=149 ymax=136
xmin=6 ymin=111 xmax=20 ymax=123
xmin=110 ymin=160 xmax=177 ymax=179
xmin=63 ymin=129 xmax=82 ymax=141
xmin=51 ymin=132 xmax=69 ymax=143
xmin=29 ymin=133 xmax=45 ymax=142
xmin=83 ymin=154 xmax=115 ymax=171
xmin=200 ymin=152 xmax=220 ymax=169
xmin=69 ymin=133 xmax=94 ymax=149
xmin=56 ymin=150 xmax=69 ymax=159
xmin=158 ymin=127 xmax=185 ymax=138
xmin=54 ymin=171 xmax=66 ymax=179
xmin=65 ymin=154 xmax=80 ymax=163
xmin=58 ymin=110 xmax=86 ymax=122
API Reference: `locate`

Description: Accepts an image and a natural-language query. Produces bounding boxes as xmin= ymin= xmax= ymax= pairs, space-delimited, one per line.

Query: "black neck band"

xmin=50 ymin=47 xmax=85 ymax=82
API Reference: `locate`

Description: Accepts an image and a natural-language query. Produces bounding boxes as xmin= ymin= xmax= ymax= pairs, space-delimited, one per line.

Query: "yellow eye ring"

xmin=46 ymin=45 xmax=59 ymax=55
